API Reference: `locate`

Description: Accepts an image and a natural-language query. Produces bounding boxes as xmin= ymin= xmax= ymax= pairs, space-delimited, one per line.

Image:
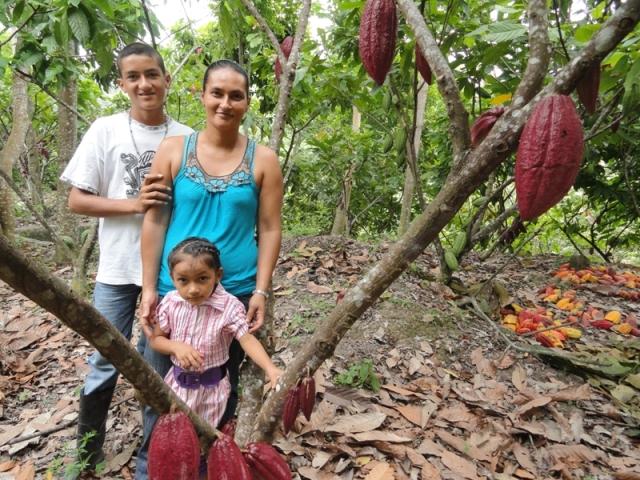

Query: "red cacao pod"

xmin=576 ymin=62 xmax=600 ymax=115
xmin=219 ymin=417 xmax=236 ymax=437
xmin=244 ymin=442 xmax=292 ymax=480
xmin=148 ymin=412 xmax=200 ymax=480
xmin=275 ymin=36 xmax=294 ymax=83
xmin=282 ymin=386 xmax=300 ymax=435
xmin=298 ymin=377 xmax=316 ymax=421
xmin=515 ymin=95 xmax=584 ymax=220
xmin=415 ymin=44 xmax=432 ymax=85
xmin=358 ymin=0 xmax=397 ymax=85
xmin=207 ymin=434 xmax=252 ymax=480
xmin=470 ymin=107 xmax=505 ymax=147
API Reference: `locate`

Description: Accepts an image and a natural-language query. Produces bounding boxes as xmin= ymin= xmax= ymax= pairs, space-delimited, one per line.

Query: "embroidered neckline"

xmin=183 ymin=133 xmax=254 ymax=193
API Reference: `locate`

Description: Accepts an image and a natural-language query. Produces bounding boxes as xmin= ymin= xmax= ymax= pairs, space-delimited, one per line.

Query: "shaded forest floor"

xmin=1 ymin=235 xmax=639 ymax=479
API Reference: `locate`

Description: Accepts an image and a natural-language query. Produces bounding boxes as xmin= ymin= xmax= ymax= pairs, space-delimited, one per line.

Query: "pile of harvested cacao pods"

xmin=148 ymin=411 xmax=293 ymax=479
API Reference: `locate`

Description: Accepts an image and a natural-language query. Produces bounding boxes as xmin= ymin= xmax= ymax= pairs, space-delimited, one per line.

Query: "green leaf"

xmin=68 ymin=7 xmax=90 ymax=42
xmin=483 ymin=21 xmax=526 ymax=43
xmin=54 ymin=12 xmax=69 ymax=46
xmin=19 ymin=51 xmax=43 ymax=69
xmin=89 ymin=0 xmax=113 ymax=17
xmin=219 ymin=2 xmax=234 ymax=44
xmin=624 ymin=58 xmax=640 ymax=89
xmin=574 ymin=24 xmax=599 ymax=44
xmin=12 ymin=0 xmax=25 ymax=23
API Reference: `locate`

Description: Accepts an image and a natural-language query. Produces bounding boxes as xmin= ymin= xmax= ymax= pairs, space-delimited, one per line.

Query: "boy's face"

xmin=117 ymin=54 xmax=170 ymax=115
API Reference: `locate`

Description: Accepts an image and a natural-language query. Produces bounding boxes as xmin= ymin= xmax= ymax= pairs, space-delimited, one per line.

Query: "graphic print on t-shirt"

xmin=121 ymin=150 xmax=155 ymax=198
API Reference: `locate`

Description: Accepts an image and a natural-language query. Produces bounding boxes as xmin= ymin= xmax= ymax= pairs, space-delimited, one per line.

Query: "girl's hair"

xmin=168 ymin=237 xmax=221 ymax=272
xmin=202 ymin=59 xmax=250 ymax=97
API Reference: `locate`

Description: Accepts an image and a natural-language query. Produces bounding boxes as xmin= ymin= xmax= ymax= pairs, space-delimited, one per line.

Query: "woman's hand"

xmin=246 ymin=293 xmax=266 ymax=333
xmin=172 ymin=342 xmax=204 ymax=371
xmin=139 ymin=289 xmax=159 ymax=338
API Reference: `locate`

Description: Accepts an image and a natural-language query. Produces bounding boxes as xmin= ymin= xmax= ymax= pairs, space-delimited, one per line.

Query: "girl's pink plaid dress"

xmin=156 ymin=286 xmax=248 ymax=428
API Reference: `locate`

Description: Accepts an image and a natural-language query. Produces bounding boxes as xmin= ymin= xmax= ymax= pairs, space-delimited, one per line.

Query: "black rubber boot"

xmin=76 ymin=386 xmax=115 ymax=472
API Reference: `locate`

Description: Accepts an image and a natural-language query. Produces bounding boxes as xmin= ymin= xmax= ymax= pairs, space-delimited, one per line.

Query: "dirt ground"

xmin=1 ymin=235 xmax=639 ymax=479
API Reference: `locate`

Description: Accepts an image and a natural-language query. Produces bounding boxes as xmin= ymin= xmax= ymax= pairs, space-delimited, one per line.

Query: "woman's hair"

xmin=168 ymin=237 xmax=221 ymax=272
xmin=202 ymin=59 xmax=250 ymax=97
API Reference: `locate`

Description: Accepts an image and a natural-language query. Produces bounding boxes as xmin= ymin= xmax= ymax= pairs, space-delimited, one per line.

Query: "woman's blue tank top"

xmin=157 ymin=132 xmax=259 ymax=296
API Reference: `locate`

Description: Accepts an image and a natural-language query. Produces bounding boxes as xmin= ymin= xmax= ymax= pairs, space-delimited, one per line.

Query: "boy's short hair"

xmin=116 ymin=42 xmax=166 ymax=76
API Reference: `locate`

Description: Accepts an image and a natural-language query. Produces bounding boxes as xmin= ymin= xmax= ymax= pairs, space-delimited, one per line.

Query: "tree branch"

xmin=396 ymin=0 xmax=469 ymax=158
xmin=511 ymin=0 xmax=551 ymax=109
xmin=15 ymin=69 xmax=91 ymax=125
xmin=140 ymin=0 xmax=158 ymax=51
xmin=0 ymin=6 xmax=41 ymax=49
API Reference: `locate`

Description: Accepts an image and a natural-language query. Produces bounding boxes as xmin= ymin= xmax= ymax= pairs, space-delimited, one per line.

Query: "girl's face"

xmin=201 ymin=67 xmax=249 ymax=129
xmin=171 ymin=256 xmax=222 ymax=306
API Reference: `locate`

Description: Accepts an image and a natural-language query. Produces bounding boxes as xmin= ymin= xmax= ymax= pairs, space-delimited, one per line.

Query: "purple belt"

xmin=173 ymin=365 xmax=226 ymax=389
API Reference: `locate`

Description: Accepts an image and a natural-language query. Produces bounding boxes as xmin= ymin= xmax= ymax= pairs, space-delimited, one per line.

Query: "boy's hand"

xmin=136 ymin=173 xmax=172 ymax=213
xmin=173 ymin=343 xmax=204 ymax=371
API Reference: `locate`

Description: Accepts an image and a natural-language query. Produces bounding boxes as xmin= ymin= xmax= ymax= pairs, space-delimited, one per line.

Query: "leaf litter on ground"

xmin=1 ymin=237 xmax=640 ymax=478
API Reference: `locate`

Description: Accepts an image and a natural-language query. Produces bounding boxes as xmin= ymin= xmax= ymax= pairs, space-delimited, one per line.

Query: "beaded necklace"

xmin=128 ymin=110 xmax=169 ymax=158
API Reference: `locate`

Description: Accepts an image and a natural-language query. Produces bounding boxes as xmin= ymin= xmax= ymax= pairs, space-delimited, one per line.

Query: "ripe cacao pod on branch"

xmin=359 ymin=0 xmax=397 ymax=85
xmin=148 ymin=412 xmax=200 ymax=480
xmin=282 ymin=385 xmax=301 ymax=434
xmin=298 ymin=376 xmax=316 ymax=421
xmin=244 ymin=442 xmax=293 ymax=480
xmin=576 ymin=62 xmax=600 ymax=115
xmin=515 ymin=95 xmax=584 ymax=220
xmin=207 ymin=434 xmax=252 ymax=479
xmin=470 ymin=107 xmax=505 ymax=147
xmin=275 ymin=36 xmax=294 ymax=83
xmin=415 ymin=44 xmax=432 ymax=85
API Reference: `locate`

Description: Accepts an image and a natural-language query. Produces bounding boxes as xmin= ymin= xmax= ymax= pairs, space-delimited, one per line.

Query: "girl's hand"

xmin=246 ymin=293 xmax=266 ymax=333
xmin=265 ymin=367 xmax=283 ymax=390
xmin=173 ymin=343 xmax=203 ymax=371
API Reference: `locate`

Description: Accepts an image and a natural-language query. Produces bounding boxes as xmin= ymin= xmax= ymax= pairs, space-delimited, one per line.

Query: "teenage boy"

xmin=60 ymin=42 xmax=193 ymax=476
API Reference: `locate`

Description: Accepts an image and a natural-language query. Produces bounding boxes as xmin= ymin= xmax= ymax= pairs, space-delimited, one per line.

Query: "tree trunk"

xmin=0 ymin=68 xmax=31 ymax=239
xmin=399 ymin=82 xmax=428 ymax=235
xmin=330 ymin=106 xmax=360 ymax=236
xmin=0 ymin=234 xmax=219 ymax=447
xmin=55 ymin=47 xmax=78 ymax=264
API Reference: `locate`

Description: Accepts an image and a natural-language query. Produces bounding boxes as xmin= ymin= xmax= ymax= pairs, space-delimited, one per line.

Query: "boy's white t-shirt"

xmin=60 ymin=111 xmax=193 ymax=286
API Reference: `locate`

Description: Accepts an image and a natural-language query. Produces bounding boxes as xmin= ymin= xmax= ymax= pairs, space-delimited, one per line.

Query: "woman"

xmin=137 ymin=59 xmax=282 ymax=478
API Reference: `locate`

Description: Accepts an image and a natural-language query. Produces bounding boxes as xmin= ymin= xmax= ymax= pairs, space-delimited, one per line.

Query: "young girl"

xmin=148 ymin=236 xmax=281 ymax=428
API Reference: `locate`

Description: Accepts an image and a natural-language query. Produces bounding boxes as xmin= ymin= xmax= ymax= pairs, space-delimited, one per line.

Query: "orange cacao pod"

xmin=282 ymin=386 xmax=300 ymax=435
xmin=275 ymin=36 xmax=294 ymax=83
xmin=244 ymin=442 xmax=292 ymax=480
xmin=148 ymin=412 xmax=200 ymax=480
xmin=359 ymin=0 xmax=397 ymax=85
xmin=515 ymin=95 xmax=584 ymax=220
xmin=298 ymin=377 xmax=316 ymax=421
xmin=207 ymin=434 xmax=252 ymax=479
xmin=415 ymin=44 xmax=432 ymax=85
xmin=576 ymin=62 xmax=600 ymax=115
xmin=470 ymin=107 xmax=505 ymax=147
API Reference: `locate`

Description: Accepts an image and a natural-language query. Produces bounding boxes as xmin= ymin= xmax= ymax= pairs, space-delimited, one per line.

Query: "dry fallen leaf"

xmin=324 ymin=412 xmax=386 ymax=434
xmin=440 ymin=450 xmax=480 ymax=480
xmin=307 ymin=281 xmax=333 ymax=294
xmin=363 ymin=461 xmax=395 ymax=480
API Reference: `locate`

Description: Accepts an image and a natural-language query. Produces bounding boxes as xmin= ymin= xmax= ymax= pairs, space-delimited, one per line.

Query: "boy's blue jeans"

xmin=135 ymin=294 xmax=249 ymax=480
xmin=84 ymin=282 xmax=142 ymax=395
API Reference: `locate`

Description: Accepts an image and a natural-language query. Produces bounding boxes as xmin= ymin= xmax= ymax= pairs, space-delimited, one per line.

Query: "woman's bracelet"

xmin=252 ymin=289 xmax=269 ymax=298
